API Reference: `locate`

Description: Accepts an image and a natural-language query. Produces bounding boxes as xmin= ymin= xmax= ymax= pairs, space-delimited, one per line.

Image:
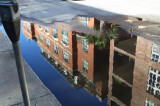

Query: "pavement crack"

xmin=35 ymin=98 xmax=38 ymax=106
xmin=11 ymin=93 xmax=52 ymax=106
xmin=0 ymin=49 xmax=13 ymax=52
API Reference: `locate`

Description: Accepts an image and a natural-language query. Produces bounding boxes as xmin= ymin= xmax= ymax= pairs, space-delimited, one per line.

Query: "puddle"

xmin=1 ymin=14 xmax=160 ymax=105
xmin=18 ymin=16 xmax=160 ymax=106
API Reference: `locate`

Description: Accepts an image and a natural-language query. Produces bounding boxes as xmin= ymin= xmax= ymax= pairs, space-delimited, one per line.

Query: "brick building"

xmin=108 ymin=28 xmax=160 ymax=106
xmin=22 ymin=18 xmax=160 ymax=105
xmin=22 ymin=18 xmax=109 ymax=101
xmin=34 ymin=24 xmax=78 ymax=75
xmin=131 ymin=37 xmax=160 ymax=106
xmin=22 ymin=21 xmax=35 ymax=40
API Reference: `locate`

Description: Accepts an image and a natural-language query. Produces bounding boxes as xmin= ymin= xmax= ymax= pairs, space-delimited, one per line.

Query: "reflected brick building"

xmin=22 ymin=17 xmax=160 ymax=106
xmin=22 ymin=21 xmax=35 ymax=40
xmin=108 ymin=30 xmax=160 ymax=106
xmin=131 ymin=37 xmax=160 ymax=106
xmin=34 ymin=24 xmax=77 ymax=75
xmin=22 ymin=21 xmax=77 ymax=75
xmin=22 ymin=18 xmax=109 ymax=101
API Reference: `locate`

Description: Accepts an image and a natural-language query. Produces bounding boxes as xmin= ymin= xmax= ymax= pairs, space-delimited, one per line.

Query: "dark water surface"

xmin=0 ymin=16 xmax=160 ymax=106
xmin=19 ymin=21 xmax=108 ymax=106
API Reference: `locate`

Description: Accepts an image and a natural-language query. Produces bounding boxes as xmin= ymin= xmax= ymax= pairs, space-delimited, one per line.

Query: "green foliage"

xmin=107 ymin=26 xmax=119 ymax=40
xmin=86 ymin=34 xmax=97 ymax=43
xmin=114 ymin=77 xmax=122 ymax=84
xmin=94 ymin=36 xmax=107 ymax=50
xmin=86 ymin=26 xmax=119 ymax=50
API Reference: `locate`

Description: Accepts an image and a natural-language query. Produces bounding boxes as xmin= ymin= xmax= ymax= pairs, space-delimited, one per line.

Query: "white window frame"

xmin=145 ymin=98 xmax=157 ymax=106
xmin=23 ymin=23 xmax=25 ymax=28
xmin=45 ymin=27 xmax=49 ymax=34
xmin=82 ymin=60 xmax=88 ymax=72
xmin=45 ymin=38 xmax=50 ymax=48
xmin=147 ymin=67 xmax=160 ymax=98
xmin=63 ymin=51 xmax=69 ymax=63
xmin=39 ymin=34 xmax=43 ymax=42
xmin=38 ymin=25 xmax=42 ymax=29
xmin=151 ymin=43 xmax=160 ymax=63
xmin=53 ymin=44 xmax=59 ymax=55
xmin=27 ymin=25 xmax=30 ymax=32
xmin=82 ymin=37 xmax=88 ymax=53
xmin=61 ymin=31 xmax=69 ymax=46
xmin=81 ymin=17 xmax=88 ymax=26
xmin=52 ymin=29 xmax=58 ymax=38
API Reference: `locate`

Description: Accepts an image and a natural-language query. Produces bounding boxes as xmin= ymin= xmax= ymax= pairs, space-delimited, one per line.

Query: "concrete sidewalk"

xmin=0 ymin=29 xmax=61 ymax=106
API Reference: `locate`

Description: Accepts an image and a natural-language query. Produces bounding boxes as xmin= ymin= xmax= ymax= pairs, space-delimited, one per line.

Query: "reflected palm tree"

xmin=86 ymin=25 xmax=119 ymax=50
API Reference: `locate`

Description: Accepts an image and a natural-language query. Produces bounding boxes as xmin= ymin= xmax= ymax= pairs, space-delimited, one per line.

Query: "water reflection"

xmin=22 ymin=16 xmax=160 ymax=106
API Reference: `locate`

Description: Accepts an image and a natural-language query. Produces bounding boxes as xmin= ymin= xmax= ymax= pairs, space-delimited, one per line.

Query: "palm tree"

xmin=86 ymin=25 xmax=119 ymax=50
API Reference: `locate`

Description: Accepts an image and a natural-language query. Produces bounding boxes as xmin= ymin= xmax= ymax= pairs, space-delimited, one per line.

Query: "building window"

xmin=39 ymin=34 xmax=43 ymax=42
xmin=52 ymin=29 xmax=58 ymax=38
xmin=27 ymin=25 xmax=30 ymax=32
xmin=45 ymin=38 xmax=50 ymax=48
xmin=82 ymin=37 xmax=88 ymax=53
xmin=145 ymin=98 xmax=157 ymax=106
xmin=151 ymin=43 xmax=160 ymax=63
xmin=81 ymin=17 xmax=88 ymax=26
xmin=63 ymin=51 xmax=69 ymax=63
xmin=38 ymin=25 xmax=42 ymax=29
xmin=82 ymin=60 xmax=88 ymax=72
xmin=23 ymin=23 xmax=25 ymax=28
xmin=53 ymin=44 xmax=59 ymax=55
xmin=147 ymin=67 xmax=160 ymax=98
xmin=45 ymin=27 xmax=49 ymax=33
xmin=62 ymin=31 xmax=68 ymax=46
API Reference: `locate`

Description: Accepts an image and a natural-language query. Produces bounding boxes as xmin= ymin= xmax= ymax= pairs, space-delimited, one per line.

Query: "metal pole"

xmin=0 ymin=1 xmax=31 ymax=105
xmin=12 ymin=41 xmax=31 ymax=106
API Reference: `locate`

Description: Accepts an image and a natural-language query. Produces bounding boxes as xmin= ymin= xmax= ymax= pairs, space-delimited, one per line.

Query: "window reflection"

xmin=27 ymin=25 xmax=30 ymax=32
xmin=45 ymin=38 xmax=50 ymax=48
xmin=82 ymin=60 xmax=88 ymax=72
xmin=52 ymin=29 xmax=58 ymax=38
xmin=145 ymin=98 xmax=157 ymax=106
xmin=147 ymin=67 xmax=160 ymax=98
xmin=53 ymin=44 xmax=59 ymax=55
xmin=45 ymin=27 xmax=49 ymax=33
xmin=82 ymin=37 xmax=88 ymax=53
xmin=63 ymin=51 xmax=69 ymax=63
xmin=81 ymin=17 xmax=88 ymax=26
xmin=151 ymin=43 xmax=160 ymax=63
xmin=61 ymin=31 xmax=68 ymax=46
xmin=39 ymin=34 xmax=43 ymax=42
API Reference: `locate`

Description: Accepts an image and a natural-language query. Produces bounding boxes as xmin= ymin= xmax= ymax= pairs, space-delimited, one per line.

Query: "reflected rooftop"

xmin=19 ymin=15 xmax=160 ymax=106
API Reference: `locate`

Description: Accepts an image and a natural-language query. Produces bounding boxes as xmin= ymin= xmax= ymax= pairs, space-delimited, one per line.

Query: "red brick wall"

xmin=34 ymin=24 xmax=77 ymax=75
xmin=95 ymin=81 xmax=103 ymax=97
xmin=79 ymin=17 xmax=95 ymax=29
xmin=22 ymin=21 xmax=35 ymax=39
xmin=77 ymin=37 xmax=95 ymax=81
xmin=22 ymin=20 xmax=103 ymax=83
xmin=131 ymin=36 xmax=160 ymax=106
xmin=77 ymin=54 xmax=94 ymax=81
xmin=88 ymin=18 xmax=95 ymax=29
xmin=135 ymin=36 xmax=152 ymax=60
